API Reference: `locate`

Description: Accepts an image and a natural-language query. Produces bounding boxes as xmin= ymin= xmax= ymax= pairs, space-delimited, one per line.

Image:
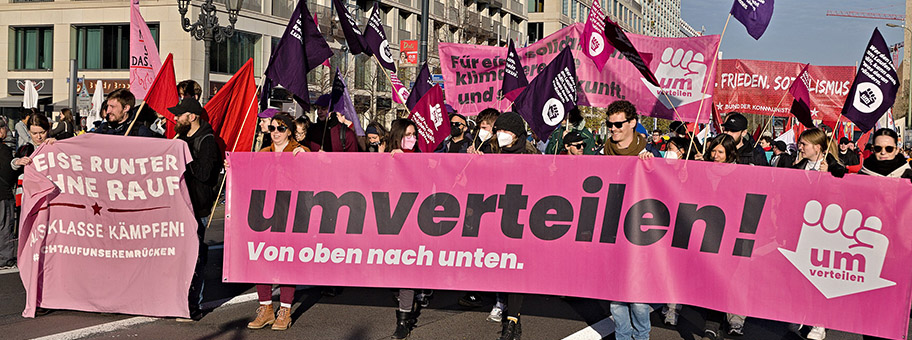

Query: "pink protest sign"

xmin=130 ymin=0 xmax=162 ymax=101
xmin=439 ymin=23 xmax=720 ymax=122
xmin=225 ymin=152 xmax=912 ymax=339
xmin=18 ymin=134 xmax=197 ymax=318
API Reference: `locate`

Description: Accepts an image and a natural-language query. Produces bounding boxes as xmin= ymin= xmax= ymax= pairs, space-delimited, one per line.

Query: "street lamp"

xmin=886 ymin=23 xmax=911 ymax=132
xmin=177 ymin=0 xmax=243 ymax=101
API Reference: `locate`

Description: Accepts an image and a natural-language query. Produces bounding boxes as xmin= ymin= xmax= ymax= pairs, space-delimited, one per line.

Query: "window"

xmin=75 ymin=24 xmax=159 ymax=70
xmin=272 ymin=0 xmax=294 ymax=18
xmin=354 ymin=54 xmax=371 ymax=90
xmin=211 ymin=31 xmax=259 ymax=74
xmin=562 ymin=0 xmax=568 ymax=15
xmin=377 ymin=67 xmax=389 ymax=92
xmin=399 ymin=13 xmax=408 ymax=31
xmin=570 ymin=0 xmax=576 ymax=19
xmin=528 ymin=0 xmax=543 ymax=13
xmin=528 ymin=22 xmax=544 ymax=43
xmin=10 ymin=26 xmax=53 ymax=70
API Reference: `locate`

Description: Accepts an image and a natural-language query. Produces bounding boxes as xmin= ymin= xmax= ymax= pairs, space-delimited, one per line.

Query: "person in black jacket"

xmin=721 ymin=113 xmax=769 ymax=166
xmin=770 ymin=141 xmax=795 ymax=168
xmin=93 ymin=89 xmax=157 ymax=137
xmin=838 ymin=137 xmax=861 ymax=166
xmin=793 ymin=128 xmax=846 ymax=178
xmin=0 ymin=119 xmax=18 ymax=269
xmin=168 ymin=98 xmax=223 ymax=321
xmin=434 ymin=113 xmax=472 ymax=153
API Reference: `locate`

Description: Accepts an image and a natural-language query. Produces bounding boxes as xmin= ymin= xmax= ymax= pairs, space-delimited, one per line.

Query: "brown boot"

xmin=247 ymin=304 xmax=275 ymax=329
xmin=271 ymin=306 xmax=292 ymax=331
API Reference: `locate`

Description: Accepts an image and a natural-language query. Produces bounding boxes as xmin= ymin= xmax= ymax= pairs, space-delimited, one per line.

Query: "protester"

xmin=838 ymin=137 xmax=860 ymax=166
xmin=758 ymin=136 xmax=774 ymax=151
xmin=770 ymin=141 xmax=795 ymax=168
xmin=365 ymin=122 xmax=388 ymax=153
xmin=664 ymin=136 xmax=698 ymax=160
xmin=859 ymin=128 xmax=912 ymax=180
xmin=253 ymin=108 xmax=277 ymax=151
xmin=93 ymin=89 xmax=156 ymax=137
xmin=563 ymin=131 xmax=588 ymax=155
xmin=168 ymin=98 xmax=222 ymax=322
xmin=306 ymin=94 xmax=358 ymax=152
xmin=177 ymin=79 xmax=202 ymax=101
xmin=545 ymin=107 xmax=596 ymax=155
xmin=435 ymin=113 xmax=472 ymax=153
xmin=0 ymin=119 xmax=16 ymax=269
xmin=14 ymin=113 xmax=30 ymax=148
xmin=720 ymin=113 xmax=768 ymax=166
xmin=247 ymin=113 xmax=307 ymax=331
xmin=48 ymin=108 xmax=76 ymax=140
xmin=793 ymin=128 xmax=846 ymax=178
xmin=468 ymin=108 xmax=500 ymax=154
xmin=12 ymin=114 xmax=52 ymax=169
xmin=294 ymin=116 xmax=311 ymax=145
xmin=703 ymin=134 xmax=738 ymax=163
xmin=603 ymin=100 xmax=660 ymax=157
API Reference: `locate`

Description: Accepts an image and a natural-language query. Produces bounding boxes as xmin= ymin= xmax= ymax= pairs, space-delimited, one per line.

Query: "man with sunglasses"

xmin=563 ymin=131 xmax=587 ymax=155
xmin=168 ymin=98 xmax=223 ymax=321
xmin=603 ymin=100 xmax=660 ymax=157
xmin=838 ymin=137 xmax=860 ymax=166
xmin=434 ymin=113 xmax=472 ymax=153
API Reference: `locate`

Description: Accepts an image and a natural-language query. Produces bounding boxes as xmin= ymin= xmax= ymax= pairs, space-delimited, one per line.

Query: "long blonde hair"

xmin=799 ymin=128 xmax=842 ymax=165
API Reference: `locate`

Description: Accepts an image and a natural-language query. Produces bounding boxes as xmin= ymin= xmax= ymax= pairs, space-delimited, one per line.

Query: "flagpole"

xmin=687 ymin=13 xmax=731 ymax=160
xmin=753 ymin=91 xmax=789 ymax=148
xmin=123 ymin=102 xmax=148 ymax=136
xmin=206 ymin=75 xmax=265 ymax=229
xmin=373 ymin=57 xmax=408 ymax=105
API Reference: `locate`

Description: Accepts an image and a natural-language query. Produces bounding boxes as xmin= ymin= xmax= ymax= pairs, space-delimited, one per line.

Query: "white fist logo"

xmin=397 ymin=87 xmax=410 ymax=103
xmin=779 ymin=201 xmax=895 ymax=299
xmin=642 ymin=48 xmax=709 ymax=109
xmin=542 ymin=98 xmax=564 ymax=127
xmin=588 ymin=34 xmax=605 ymax=57
xmin=380 ymin=40 xmax=394 ymax=64
xmin=430 ymin=104 xmax=443 ymax=128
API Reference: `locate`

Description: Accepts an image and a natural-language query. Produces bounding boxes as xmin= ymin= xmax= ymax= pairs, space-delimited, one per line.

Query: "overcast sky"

xmin=680 ymin=0 xmax=906 ymax=67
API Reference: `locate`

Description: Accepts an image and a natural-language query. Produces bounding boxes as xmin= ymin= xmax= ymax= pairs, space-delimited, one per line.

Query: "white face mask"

xmin=497 ymin=131 xmax=514 ymax=147
xmin=478 ymin=128 xmax=493 ymax=142
xmin=664 ymin=150 xmax=679 ymax=160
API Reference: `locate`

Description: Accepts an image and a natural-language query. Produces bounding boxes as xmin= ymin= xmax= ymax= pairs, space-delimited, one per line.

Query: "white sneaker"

xmin=807 ymin=326 xmax=826 ymax=340
xmin=487 ymin=306 xmax=503 ymax=323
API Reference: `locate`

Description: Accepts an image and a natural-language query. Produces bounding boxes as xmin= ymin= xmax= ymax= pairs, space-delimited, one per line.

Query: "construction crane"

xmin=825 ymin=11 xmax=904 ymax=21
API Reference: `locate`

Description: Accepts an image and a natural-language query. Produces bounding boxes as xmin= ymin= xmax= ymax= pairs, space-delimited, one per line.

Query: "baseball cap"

xmin=722 ymin=113 xmax=748 ymax=132
xmin=168 ymin=98 xmax=207 ymax=117
xmin=839 ymin=137 xmax=851 ymax=145
xmin=258 ymin=107 xmax=279 ymax=118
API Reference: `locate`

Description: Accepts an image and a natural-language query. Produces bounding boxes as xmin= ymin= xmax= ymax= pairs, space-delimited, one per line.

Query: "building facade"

xmin=526 ymin=0 xmax=692 ymax=45
xmin=0 ymin=0 xmax=527 ymax=122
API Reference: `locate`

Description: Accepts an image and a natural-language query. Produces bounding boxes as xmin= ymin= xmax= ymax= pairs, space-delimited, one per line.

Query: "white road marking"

xmin=561 ymin=316 xmax=615 ymax=340
xmin=0 ymin=267 xmax=19 ymax=275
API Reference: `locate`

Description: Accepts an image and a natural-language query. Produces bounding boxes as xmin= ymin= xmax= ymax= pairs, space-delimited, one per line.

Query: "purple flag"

xmin=843 ymin=28 xmax=900 ymax=132
xmin=581 ymin=0 xmax=610 ymax=71
xmin=330 ymin=69 xmax=364 ymax=136
xmin=730 ymin=0 xmax=774 ymax=40
xmin=604 ymin=17 xmax=658 ymax=87
xmin=406 ymin=63 xmax=432 ymax=111
xmin=363 ymin=3 xmax=396 ymax=72
xmin=502 ymin=39 xmax=528 ymax=102
xmin=787 ymin=63 xmax=815 ymax=128
xmin=265 ymin=0 xmax=333 ymax=107
xmin=513 ymin=47 xmax=578 ymax=139
xmin=332 ymin=0 xmax=368 ymax=56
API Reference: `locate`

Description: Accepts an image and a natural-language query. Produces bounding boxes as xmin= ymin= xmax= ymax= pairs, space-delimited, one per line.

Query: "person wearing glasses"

xmin=246 ymin=113 xmax=307 ymax=332
xmin=859 ymin=128 xmax=912 ymax=180
xmin=603 ymin=100 xmax=660 ymax=158
xmin=563 ymin=131 xmax=588 ymax=155
xmin=434 ymin=113 xmax=472 ymax=153
xmin=545 ymin=106 xmax=597 ymax=155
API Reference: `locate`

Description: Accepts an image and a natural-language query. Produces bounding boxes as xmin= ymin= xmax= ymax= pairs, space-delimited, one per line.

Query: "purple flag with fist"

xmin=730 ymin=0 xmax=774 ymax=40
xmin=843 ymin=28 xmax=900 ymax=132
xmin=513 ymin=47 xmax=578 ymax=140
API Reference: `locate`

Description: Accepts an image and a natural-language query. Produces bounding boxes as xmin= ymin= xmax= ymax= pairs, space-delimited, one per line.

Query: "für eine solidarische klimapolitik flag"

xmin=842 ymin=28 xmax=899 ymax=132
xmin=502 ymin=39 xmax=529 ymax=102
xmin=363 ymin=2 xmax=396 ymax=72
xmin=730 ymin=0 xmax=775 ymax=40
xmin=406 ymin=63 xmax=432 ymax=111
xmin=265 ymin=0 xmax=333 ymax=109
xmin=332 ymin=0 xmax=368 ymax=55
xmin=513 ymin=47 xmax=579 ymax=140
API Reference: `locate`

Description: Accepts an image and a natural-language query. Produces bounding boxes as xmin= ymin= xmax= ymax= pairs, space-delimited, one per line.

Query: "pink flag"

xmin=129 ymin=0 xmax=162 ymax=101
xmin=581 ymin=0 xmax=610 ymax=71
xmin=390 ymin=71 xmax=410 ymax=104
xmin=408 ymin=85 xmax=449 ymax=152
xmin=314 ymin=14 xmax=332 ymax=68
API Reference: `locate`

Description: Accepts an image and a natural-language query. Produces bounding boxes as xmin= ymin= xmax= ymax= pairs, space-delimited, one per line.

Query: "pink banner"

xmin=18 ymin=134 xmax=197 ymax=318
xmin=130 ymin=0 xmax=162 ymax=101
xmin=439 ymin=23 xmax=720 ymax=122
xmin=225 ymin=152 xmax=912 ymax=339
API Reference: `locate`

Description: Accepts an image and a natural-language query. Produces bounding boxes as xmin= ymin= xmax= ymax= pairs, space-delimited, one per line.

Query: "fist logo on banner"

xmin=643 ymin=47 xmax=708 ymax=109
xmin=397 ymin=87 xmax=410 ymax=102
xmin=779 ymin=201 xmax=896 ymax=299
xmin=430 ymin=104 xmax=443 ymax=128
xmin=542 ymin=98 xmax=565 ymax=126
xmin=380 ymin=40 xmax=394 ymax=64
xmin=854 ymin=83 xmax=882 ymax=113
xmin=588 ymin=34 xmax=605 ymax=56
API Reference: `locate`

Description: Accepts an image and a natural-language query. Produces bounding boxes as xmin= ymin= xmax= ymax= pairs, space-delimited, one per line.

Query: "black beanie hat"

xmin=494 ymin=111 xmax=526 ymax=138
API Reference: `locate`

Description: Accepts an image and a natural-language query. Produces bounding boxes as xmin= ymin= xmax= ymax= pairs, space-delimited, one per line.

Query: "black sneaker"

xmin=458 ymin=293 xmax=485 ymax=308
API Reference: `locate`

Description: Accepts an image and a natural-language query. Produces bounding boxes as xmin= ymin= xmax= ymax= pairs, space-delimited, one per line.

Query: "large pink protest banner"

xmin=225 ymin=152 xmax=912 ymax=339
xmin=439 ymin=23 xmax=720 ymax=122
xmin=18 ymin=134 xmax=197 ymax=318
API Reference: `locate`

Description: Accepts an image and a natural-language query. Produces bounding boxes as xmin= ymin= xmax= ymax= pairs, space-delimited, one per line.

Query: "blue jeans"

xmin=610 ymin=302 xmax=651 ymax=340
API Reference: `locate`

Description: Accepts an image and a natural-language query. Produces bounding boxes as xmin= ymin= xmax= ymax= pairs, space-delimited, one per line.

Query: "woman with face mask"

xmin=492 ymin=112 xmax=539 ymax=155
xmin=664 ymin=136 xmax=699 ymax=160
xmin=468 ymin=108 xmax=500 ymax=154
xmin=388 ymin=118 xmax=419 ymax=155
xmin=365 ymin=122 xmax=388 ymax=153
xmin=859 ymin=128 xmax=912 ymax=180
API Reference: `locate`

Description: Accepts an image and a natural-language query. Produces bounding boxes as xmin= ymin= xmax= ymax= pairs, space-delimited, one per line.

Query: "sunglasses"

xmin=606 ymin=119 xmax=631 ymax=129
xmin=267 ymin=125 xmax=289 ymax=133
xmin=565 ymin=142 xmax=586 ymax=149
xmin=873 ymin=145 xmax=896 ymax=153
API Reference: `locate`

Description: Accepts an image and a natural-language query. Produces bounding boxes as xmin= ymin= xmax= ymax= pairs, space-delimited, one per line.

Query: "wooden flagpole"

xmin=123 ymin=102 xmax=147 ymax=136
xmin=688 ymin=13 xmax=731 ymax=160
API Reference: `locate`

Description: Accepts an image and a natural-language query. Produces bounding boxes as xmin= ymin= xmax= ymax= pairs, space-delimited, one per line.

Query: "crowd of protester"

xmin=0 ymin=84 xmax=908 ymax=340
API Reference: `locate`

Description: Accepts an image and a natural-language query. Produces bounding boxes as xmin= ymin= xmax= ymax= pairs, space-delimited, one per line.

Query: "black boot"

xmin=498 ymin=318 xmax=521 ymax=340
xmin=392 ymin=310 xmax=416 ymax=339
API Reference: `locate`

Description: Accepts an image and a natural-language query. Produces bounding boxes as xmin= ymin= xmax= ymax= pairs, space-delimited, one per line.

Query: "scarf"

xmin=605 ymin=133 xmax=647 ymax=156
xmin=860 ymin=155 xmax=910 ymax=177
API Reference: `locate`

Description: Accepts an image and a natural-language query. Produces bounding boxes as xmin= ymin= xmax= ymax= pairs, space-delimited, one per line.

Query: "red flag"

xmin=711 ymin=104 xmax=723 ymax=136
xmin=204 ymin=58 xmax=258 ymax=152
xmin=143 ymin=53 xmax=179 ymax=139
xmin=752 ymin=122 xmax=764 ymax=142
